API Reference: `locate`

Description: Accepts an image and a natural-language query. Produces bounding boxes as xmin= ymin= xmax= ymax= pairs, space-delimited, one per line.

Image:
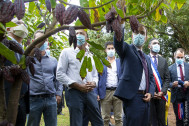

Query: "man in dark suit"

xmin=95 ymin=42 xmax=122 ymax=126
xmin=113 ymin=24 xmax=155 ymax=126
xmin=169 ymin=48 xmax=189 ymax=126
xmin=4 ymin=19 xmax=29 ymax=126
xmin=148 ymin=38 xmax=170 ymax=126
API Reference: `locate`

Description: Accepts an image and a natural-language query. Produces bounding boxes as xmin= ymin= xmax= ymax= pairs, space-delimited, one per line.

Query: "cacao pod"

xmin=29 ymin=63 xmax=35 ymax=76
xmin=34 ymin=48 xmax=42 ymax=62
xmin=159 ymin=9 xmax=162 ymax=15
xmin=129 ymin=15 xmax=139 ymax=33
xmin=9 ymin=40 xmax=24 ymax=55
xmin=3 ymin=66 xmax=15 ymax=83
xmin=63 ymin=5 xmax=79 ymax=25
xmin=69 ymin=26 xmax=76 ymax=37
xmin=102 ymin=7 xmax=105 ymax=12
xmin=21 ymin=70 xmax=30 ymax=84
xmin=55 ymin=4 xmax=65 ymax=26
xmin=106 ymin=21 xmax=113 ymax=33
xmin=9 ymin=64 xmax=22 ymax=76
xmin=69 ymin=35 xmax=77 ymax=49
xmin=124 ymin=6 xmax=126 ymax=14
xmin=14 ymin=0 xmax=25 ymax=20
xmin=45 ymin=0 xmax=51 ymax=12
xmin=37 ymin=22 xmax=45 ymax=28
xmin=105 ymin=6 xmax=117 ymax=22
xmin=26 ymin=56 xmax=36 ymax=66
xmin=78 ymin=9 xmax=92 ymax=29
xmin=111 ymin=18 xmax=122 ymax=42
xmin=0 ymin=0 xmax=15 ymax=23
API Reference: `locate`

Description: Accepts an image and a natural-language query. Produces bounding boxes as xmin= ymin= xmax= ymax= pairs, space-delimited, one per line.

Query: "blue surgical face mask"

xmin=46 ymin=49 xmax=50 ymax=56
xmin=77 ymin=34 xmax=85 ymax=46
xmin=40 ymin=41 xmax=48 ymax=51
xmin=176 ymin=58 xmax=184 ymax=65
xmin=152 ymin=44 xmax=160 ymax=53
xmin=133 ymin=34 xmax=145 ymax=47
xmin=107 ymin=50 xmax=115 ymax=57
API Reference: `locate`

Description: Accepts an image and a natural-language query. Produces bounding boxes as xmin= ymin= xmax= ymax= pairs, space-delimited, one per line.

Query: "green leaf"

xmin=50 ymin=0 xmax=56 ymax=8
xmin=80 ymin=56 xmax=87 ymax=80
xmin=101 ymin=58 xmax=111 ymax=68
xmin=170 ymin=1 xmax=176 ymax=10
xmin=87 ymin=57 xmax=92 ymax=72
xmin=19 ymin=55 xmax=26 ymax=69
xmin=93 ymin=55 xmax=104 ymax=75
xmin=6 ymin=22 xmax=17 ymax=27
xmin=75 ymin=20 xmax=82 ymax=26
xmin=0 ymin=22 xmax=6 ymax=32
xmin=76 ymin=49 xmax=85 ymax=62
xmin=161 ymin=15 xmax=167 ymax=23
xmin=0 ymin=30 xmax=4 ymax=34
xmin=173 ymin=0 xmax=186 ymax=4
xmin=0 ymin=43 xmax=17 ymax=64
xmin=177 ymin=3 xmax=184 ymax=10
xmin=28 ymin=2 xmax=35 ymax=14
xmin=86 ymin=40 xmax=104 ymax=50
xmin=155 ymin=7 xmax=161 ymax=21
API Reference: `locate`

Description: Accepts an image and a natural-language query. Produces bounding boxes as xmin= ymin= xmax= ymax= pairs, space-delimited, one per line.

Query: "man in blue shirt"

xmin=27 ymin=30 xmax=62 ymax=126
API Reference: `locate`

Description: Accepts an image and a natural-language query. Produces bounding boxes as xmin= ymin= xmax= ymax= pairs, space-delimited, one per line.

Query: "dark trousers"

xmin=15 ymin=97 xmax=27 ymax=126
xmin=149 ymin=98 xmax=166 ymax=126
xmin=66 ymin=89 xmax=103 ymax=126
xmin=123 ymin=93 xmax=150 ymax=126
xmin=173 ymin=99 xmax=189 ymax=126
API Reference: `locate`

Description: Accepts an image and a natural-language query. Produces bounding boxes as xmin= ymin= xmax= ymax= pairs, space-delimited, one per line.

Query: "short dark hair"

xmin=148 ymin=38 xmax=158 ymax=46
xmin=174 ymin=48 xmax=185 ymax=56
xmin=34 ymin=30 xmax=44 ymax=39
xmin=105 ymin=42 xmax=114 ymax=49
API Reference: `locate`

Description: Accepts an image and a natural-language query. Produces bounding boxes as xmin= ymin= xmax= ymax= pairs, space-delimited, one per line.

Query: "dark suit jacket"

xmin=169 ymin=62 xmax=189 ymax=103
xmin=113 ymin=35 xmax=155 ymax=100
xmin=95 ymin=58 xmax=121 ymax=99
xmin=150 ymin=55 xmax=170 ymax=94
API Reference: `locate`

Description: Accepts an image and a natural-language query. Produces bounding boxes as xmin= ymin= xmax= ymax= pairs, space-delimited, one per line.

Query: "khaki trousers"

xmin=100 ymin=90 xmax=123 ymax=126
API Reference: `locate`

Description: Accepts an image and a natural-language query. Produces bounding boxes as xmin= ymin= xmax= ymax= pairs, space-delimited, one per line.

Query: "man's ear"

xmin=32 ymin=39 xmax=34 ymax=42
xmin=6 ymin=27 xmax=10 ymax=32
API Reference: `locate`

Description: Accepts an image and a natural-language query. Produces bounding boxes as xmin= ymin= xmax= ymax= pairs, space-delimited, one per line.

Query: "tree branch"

xmin=24 ymin=0 xmax=38 ymax=3
xmin=59 ymin=0 xmax=115 ymax=9
xmin=24 ymin=0 xmax=164 ymax=56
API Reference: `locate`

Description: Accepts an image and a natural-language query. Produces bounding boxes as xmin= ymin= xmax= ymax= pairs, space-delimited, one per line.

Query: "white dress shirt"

xmin=56 ymin=47 xmax=98 ymax=89
xmin=106 ymin=59 xmax=118 ymax=88
xmin=176 ymin=63 xmax=185 ymax=80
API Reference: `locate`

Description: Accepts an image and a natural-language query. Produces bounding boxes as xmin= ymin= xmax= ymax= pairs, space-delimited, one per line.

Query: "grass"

xmin=39 ymin=106 xmax=70 ymax=126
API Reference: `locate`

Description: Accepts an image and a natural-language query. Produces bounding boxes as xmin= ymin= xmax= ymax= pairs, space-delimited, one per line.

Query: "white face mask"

xmin=152 ymin=44 xmax=160 ymax=53
xmin=107 ymin=50 xmax=115 ymax=57
xmin=10 ymin=24 xmax=28 ymax=38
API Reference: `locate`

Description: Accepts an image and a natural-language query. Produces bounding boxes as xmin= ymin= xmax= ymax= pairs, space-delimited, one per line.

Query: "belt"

xmin=30 ymin=94 xmax=55 ymax=98
xmin=106 ymin=87 xmax=117 ymax=90
xmin=137 ymin=90 xmax=146 ymax=94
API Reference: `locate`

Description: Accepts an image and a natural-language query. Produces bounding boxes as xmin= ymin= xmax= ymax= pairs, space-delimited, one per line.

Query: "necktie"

xmin=179 ymin=64 xmax=184 ymax=81
xmin=153 ymin=56 xmax=158 ymax=67
xmin=138 ymin=50 xmax=149 ymax=92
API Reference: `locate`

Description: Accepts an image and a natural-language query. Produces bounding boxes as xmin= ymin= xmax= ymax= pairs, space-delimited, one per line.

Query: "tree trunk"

xmin=0 ymin=76 xmax=6 ymax=122
xmin=6 ymin=76 xmax=22 ymax=125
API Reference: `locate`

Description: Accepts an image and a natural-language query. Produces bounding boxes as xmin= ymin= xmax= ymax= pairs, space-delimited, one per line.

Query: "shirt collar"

xmin=176 ymin=63 xmax=184 ymax=67
xmin=150 ymin=53 xmax=158 ymax=58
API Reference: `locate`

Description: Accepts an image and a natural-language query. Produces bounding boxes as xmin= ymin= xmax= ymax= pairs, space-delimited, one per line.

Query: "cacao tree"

xmin=0 ymin=0 xmax=188 ymax=125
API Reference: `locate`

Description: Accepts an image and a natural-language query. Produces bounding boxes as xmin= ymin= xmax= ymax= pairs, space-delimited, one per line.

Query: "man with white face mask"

xmin=148 ymin=38 xmax=170 ymax=126
xmin=4 ymin=18 xmax=29 ymax=126
xmin=169 ymin=48 xmax=189 ymax=126
xmin=95 ymin=42 xmax=122 ymax=126
xmin=56 ymin=29 xmax=103 ymax=126
xmin=113 ymin=24 xmax=155 ymax=126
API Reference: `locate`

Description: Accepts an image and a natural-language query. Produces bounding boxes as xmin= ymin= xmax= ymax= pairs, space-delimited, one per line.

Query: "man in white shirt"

xmin=95 ymin=42 xmax=122 ymax=126
xmin=169 ymin=48 xmax=189 ymax=126
xmin=56 ymin=29 xmax=103 ymax=126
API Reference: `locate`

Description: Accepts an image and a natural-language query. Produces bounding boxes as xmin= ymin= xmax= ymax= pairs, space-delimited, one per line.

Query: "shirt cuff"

xmin=55 ymin=91 xmax=62 ymax=96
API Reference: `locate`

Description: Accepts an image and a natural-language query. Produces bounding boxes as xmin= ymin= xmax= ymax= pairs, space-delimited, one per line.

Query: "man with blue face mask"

xmin=27 ymin=30 xmax=63 ymax=126
xmin=148 ymin=38 xmax=170 ymax=126
xmin=56 ymin=29 xmax=103 ymax=126
xmin=169 ymin=48 xmax=189 ymax=126
xmin=113 ymin=24 xmax=155 ymax=126
xmin=95 ymin=42 xmax=122 ymax=126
